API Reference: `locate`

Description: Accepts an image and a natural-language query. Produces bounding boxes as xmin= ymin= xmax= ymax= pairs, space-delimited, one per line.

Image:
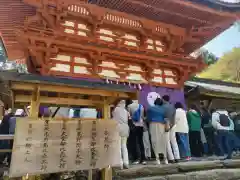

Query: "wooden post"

xmin=88 ymin=170 xmax=92 ymax=180
xmin=27 ymin=86 xmax=40 ymax=180
xmin=103 ymin=98 xmax=110 ymax=120
xmin=101 ymin=98 xmax=112 ymax=180
xmin=29 ymin=86 xmax=40 ymax=118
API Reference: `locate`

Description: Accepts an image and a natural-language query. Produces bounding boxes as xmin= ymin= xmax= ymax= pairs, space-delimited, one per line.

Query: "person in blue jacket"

xmin=147 ymin=98 xmax=168 ymax=165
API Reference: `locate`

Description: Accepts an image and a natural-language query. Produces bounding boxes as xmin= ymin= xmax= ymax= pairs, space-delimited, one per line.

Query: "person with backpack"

xmin=212 ymin=109 xmax=240 ymax=159
xmin=127 ymin=100 xmax=147 ymax=165
xmin=147 ymin=98 xmax=168 ymax=165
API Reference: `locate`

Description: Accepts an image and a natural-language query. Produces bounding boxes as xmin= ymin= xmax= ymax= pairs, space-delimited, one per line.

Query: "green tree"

xmin=0 ymin=61 xmax=28 ymax=73
xmin=0 ymin=37 xmax=7 ymax=63
xmin=220 ymin=48 xmax=240 ymax=82
xmin=200 ymin=49 xmax=218 ymax=65
xmin=198 ymin=47 xmax=240 ymax=83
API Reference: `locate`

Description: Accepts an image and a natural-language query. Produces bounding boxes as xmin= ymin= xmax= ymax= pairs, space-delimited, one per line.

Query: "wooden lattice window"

xmin=97 ymin=27 xmax=140 ymax=49
xmin=62 ymin=20 xmax=90 ymax=37
xmin=151 ymin=68 xmax=177 ymax=85
xmin=146 ymin=39 xmax=165 ymax=52
xmin=50 ymin=54 xmax=93 ymax=77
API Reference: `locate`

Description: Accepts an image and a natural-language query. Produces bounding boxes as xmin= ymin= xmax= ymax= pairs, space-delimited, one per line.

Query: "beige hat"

xmin=15 ymin=109 xmax=24 ymax=116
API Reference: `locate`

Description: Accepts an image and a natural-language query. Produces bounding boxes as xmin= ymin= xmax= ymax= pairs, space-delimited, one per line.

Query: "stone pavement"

xmin=114 ymin=158 xmax=240 ymax=180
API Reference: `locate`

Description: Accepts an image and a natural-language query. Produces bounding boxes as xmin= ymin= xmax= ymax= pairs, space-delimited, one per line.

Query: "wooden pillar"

xmin=29 ymin=86 xmax=40 ymax=118
xmin=27 ymin=86 xmax=40 ymax=180
xmin=103 ymin=98 xmax=110 ymax=120
xmin=88 ymin=170 xmax=92 ymax=180
xmin=101 ymin=98 xmax=112 ymax=180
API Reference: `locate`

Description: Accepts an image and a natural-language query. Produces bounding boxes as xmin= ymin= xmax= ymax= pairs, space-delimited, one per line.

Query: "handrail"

xmin=0 ymin=135 xmax=14 ymax=140
xmin=0 ymin=135 xmax=14 ymax=153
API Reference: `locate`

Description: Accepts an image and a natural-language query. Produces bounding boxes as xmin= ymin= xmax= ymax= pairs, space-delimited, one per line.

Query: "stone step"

xmin=129 ymin=169 xmax=240 ymax=180
xmin=114 ymin=159 xmax=240 ymax=180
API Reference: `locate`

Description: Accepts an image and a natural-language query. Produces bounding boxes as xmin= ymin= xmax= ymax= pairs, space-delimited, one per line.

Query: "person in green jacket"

xmin=187 ymin=104 xmax=203 ymax=157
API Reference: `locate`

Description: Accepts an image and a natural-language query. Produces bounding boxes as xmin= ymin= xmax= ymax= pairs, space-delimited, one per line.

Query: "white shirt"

xmin=68 ymin=108 xmax=97 ymax=118
xmin=128 ymin=101 xmax=144 ymax=127
xmin=174 ymin=108 xmax=189 ymax=133
xmin=79 ymin=108 xmax=97 ymax=118
xmin=112 ymin=101 xmax=129 ymax=137
xmin=50 ymin=107 xmax=70 ymax=118
xmin=212 ymin=110 xmax=234 ymax=130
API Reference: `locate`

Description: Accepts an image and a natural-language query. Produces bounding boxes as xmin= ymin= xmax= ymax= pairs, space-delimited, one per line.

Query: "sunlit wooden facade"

xmin=0 ymin=0 xmax=239 ymax=88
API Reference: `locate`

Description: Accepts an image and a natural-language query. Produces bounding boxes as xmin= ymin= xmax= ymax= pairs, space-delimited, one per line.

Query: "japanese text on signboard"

xmin=10 ymin=118 xmax=120 ymax=177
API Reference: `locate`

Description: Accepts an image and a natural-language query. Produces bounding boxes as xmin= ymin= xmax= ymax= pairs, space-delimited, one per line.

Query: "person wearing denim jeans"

xmin=216 ymin=130 xmax=240 ymax=159
xmin=174 ymin=102 xmax=191 ymax=160
xmin=128 ymin=100 xmax=147 ymax=165
xmin=177 ymin=133 xmax=191 ymax=159
xmin=212 ymin=110 xmax=239 ymax=158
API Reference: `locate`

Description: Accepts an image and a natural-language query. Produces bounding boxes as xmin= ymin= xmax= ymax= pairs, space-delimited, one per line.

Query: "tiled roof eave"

xmin=191 ymin=0 xmax=240 ymax=11
xmin=185 ymin=81 xmax=240 ymax=95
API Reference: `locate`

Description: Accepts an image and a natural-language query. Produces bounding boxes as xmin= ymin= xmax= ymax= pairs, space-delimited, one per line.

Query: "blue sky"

xmin=203 ymin=24 xmax=240 ymax=57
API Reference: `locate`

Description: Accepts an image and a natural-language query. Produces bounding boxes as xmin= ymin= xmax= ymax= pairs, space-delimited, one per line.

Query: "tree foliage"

xmin=0 ymin=61 xmax=28 ymax=73
xmin=0 ymin=37 xmax=7 ymax=63
xmin=200 ymin=49 xmax=218 ymax=65
xmin=198 ymin=47 xmax=240 ymax=83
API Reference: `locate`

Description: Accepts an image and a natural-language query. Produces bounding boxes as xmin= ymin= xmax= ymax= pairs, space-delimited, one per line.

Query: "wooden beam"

xmin=185 ymin=37 xmax=201 ymax=43
xmin=22 ymin=33 xmax=200 ymax=65
xmin=11 ymin=83 xmax=131 ymax=98
xmin=11 ymin=82 xmax=34 ymax=91
xmin=15 ymin=95 xmax=104 ymax=107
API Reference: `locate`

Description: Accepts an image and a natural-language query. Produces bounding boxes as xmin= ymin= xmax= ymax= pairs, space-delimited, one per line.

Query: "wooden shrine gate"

xmin=15 ymin=0 xmax=209 ymax=89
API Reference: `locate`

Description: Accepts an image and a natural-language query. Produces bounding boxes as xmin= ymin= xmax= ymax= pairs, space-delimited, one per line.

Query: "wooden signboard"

xmin=9 ymin=118 xmax=120 ymax=177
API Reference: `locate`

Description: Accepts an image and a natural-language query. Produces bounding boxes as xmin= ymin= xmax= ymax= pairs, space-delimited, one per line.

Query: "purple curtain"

xmin=139 ymin=85 xmax=186 ymax=109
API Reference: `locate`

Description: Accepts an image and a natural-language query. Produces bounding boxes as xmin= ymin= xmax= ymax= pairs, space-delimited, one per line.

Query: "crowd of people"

xmin=112 ymin=96 xmax=240 ymax=169
xmin=0 ymin=97 xmax=240 ymax=169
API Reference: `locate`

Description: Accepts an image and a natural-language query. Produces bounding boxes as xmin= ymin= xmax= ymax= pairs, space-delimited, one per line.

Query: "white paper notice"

xmin=9 ymin=118 xmax=121 ymax=177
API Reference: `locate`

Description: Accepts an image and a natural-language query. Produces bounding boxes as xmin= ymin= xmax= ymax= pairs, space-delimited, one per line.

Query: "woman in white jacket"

xmin=174 ymin=102 xmax=191 ymax=160
xmin=112 ymin=100 xmax=129 ymax=169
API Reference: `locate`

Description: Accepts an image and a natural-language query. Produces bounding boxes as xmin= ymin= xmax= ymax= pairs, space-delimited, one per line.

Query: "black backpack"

xmin=217 ymin=112 xmax=230 ymax=127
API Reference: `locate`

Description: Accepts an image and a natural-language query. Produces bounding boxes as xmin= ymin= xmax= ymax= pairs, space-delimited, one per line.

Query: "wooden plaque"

xmin=9 ymin=118 xmax=120 ymax=177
